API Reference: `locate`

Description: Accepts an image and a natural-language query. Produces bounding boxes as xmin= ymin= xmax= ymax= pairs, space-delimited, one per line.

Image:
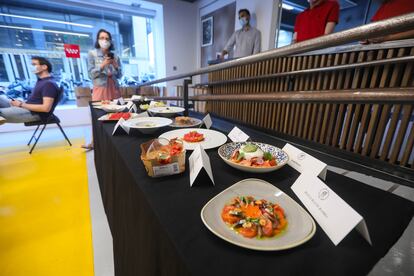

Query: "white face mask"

xmin=239 ymin=17 xmax=248 ymax=27
xmin=99 ymin=39 xmax=111 ymax=49
xmin=31 ymin=65 xmax=41 ymax=75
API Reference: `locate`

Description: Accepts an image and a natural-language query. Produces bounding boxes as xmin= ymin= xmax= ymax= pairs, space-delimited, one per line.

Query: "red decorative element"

xmin=64 ymin=44 xmax=80 ymax=58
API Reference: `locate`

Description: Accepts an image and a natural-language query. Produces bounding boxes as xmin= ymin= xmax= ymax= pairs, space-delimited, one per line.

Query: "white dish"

xmin=148 ymin=106 xmax=185 ymax=117
xmin=123 ymin=117 xmax=172 ymax=134
xmin=201 ymin=178 xmax=316 ymax=251
xmin=159 ymin=128 xmax=227 ymax=150
xmin=97 ymin=113 xmax=139 ymax=121
xmin=170 ymin=117 xmax=203 ymax=128
xmin=218 ymin=142 xmax=289 ymax=173
xmin=99 ymin=104 xmax=127 ymax=113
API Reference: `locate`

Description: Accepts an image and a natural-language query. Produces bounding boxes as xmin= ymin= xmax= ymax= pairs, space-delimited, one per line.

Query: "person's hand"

xmin=111 ymin=58 xmax=119 ymax=69
xmin=10 ymin=100 xmax=23 ymax=108
xmin=100 ymin=57 xmax=112 ymax=70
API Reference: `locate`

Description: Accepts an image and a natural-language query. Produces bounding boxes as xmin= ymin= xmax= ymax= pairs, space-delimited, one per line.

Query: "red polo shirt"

xmin=371 ymin=0 xmax=414 ymax=22
xmin=294 ymin=0 xmax=340 ymax=42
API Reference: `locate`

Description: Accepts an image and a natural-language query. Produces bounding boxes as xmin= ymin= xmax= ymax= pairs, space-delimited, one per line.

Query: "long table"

xmin=91 ymin=107 xmax=414 ymax=276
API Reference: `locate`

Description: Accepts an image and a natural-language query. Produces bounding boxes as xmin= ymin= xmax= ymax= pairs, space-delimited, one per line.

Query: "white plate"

xmin=159 ymin=128 xmax=227 ymax=150
xmin=201 ymin=178 xmax=316 ymax=251
xmin=97 ymin=113 xmax=139 ymax=121
xmin=97 ymin=104 xmax=127 ymax=113
xmin=170 ymin=117 xmax=203 ymax=128
xmin=148 ymin=106 xmax=185 ymax=117
xmin=218 ymin=142 xmax=289 ymax=173
xmin=123 ymin=117 xmax=172 ymax=134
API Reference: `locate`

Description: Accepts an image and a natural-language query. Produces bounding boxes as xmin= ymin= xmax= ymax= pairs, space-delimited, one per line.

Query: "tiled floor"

xmin=0 ymin=126 xmax=413 ymax=276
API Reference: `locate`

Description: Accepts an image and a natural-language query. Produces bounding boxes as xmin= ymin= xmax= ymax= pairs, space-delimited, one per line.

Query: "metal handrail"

xmin=152 ymin=88 xmax=414 ymax=104
xmin=139 ymin=13 xmax=414 ymax=87
xmin=192 ymin=55 xmax=414 ymax=87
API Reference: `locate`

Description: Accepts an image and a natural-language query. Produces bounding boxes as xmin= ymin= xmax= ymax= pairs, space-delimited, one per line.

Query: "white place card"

xmin=112 ymin=118 xmax=130 ymax=135
xmin=126 ymin=101 xmax=134 ymax=111
xmin=131 ymin=104 xmax=138 ymax=113
xmin=189 ymin=145 xmax=214 ymax=187
xmin=283 ymin=143 xmax=327 ymax=180
xmin=202 ymin=113 xmax=212 ymax=129
xmin=136 ymin=111 xmax=149 ymax=117
xmin=116 ymin=97 xmax=125 ymax=105
xmin=228 ymin=126 xmax=250 ymax=142
xmin=291 ymin=173 xmax=372 ymax=246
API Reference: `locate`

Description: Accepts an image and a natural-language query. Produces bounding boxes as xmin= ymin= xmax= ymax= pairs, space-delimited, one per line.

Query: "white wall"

xmin=144 ymin=0 xmax=198 ymax=95
xmin=198 ymin=0 xmax=281 ymax=57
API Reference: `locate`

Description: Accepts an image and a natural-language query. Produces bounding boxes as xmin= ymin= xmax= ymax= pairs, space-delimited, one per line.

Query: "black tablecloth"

xmin=91 ymin=107 xmax=414 ymax=276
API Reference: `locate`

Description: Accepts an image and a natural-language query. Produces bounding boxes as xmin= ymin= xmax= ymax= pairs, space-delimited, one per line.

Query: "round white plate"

xmin=159 ymin=128 xmax=227 ymax=150
xmin=148 ymin=106 xmax=185 ymax=117
xmin=170 ymin=117 xmax=203 ymax=128
xmin=100 ymin=104 xmax=127 ymax=113
xmin=97 ymin=113 xmax=139 ymax=121
xmin=201 ymin=178 xmax=316 ymax=251
xmin=218 ymin=142 xmax=289 ymax=173
xmin=123 ymin=117 xmax=172 ymax=134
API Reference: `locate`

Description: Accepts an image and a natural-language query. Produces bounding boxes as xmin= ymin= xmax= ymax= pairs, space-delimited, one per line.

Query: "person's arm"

xmin=11 ymin=97 xmax=54 ymax=113
xmin=324 ymin=22 xmax=336 ymax=35
xmin=292 ymin=32 xmax=298 ymax=44
xmin=253 ymin=31 xmax=261 ymax=54
xmin=222 ymin=32 xmax=236 ymax=58
xmin=113 ymin=56 xmax=122 ymax=79
xmin=88 ymin=50 xmax=109 ymax=80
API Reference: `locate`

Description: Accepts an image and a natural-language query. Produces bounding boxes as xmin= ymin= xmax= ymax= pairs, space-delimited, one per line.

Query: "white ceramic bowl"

xmin=218 ymin=142 xmax=289 ymax=173
xmin=148 ymin=106 xmax=185 ymax=117
xmin=123 ymin=117 xmax=172 ymax=134
xmin=101 ymin=104 xmax=127 ymax=113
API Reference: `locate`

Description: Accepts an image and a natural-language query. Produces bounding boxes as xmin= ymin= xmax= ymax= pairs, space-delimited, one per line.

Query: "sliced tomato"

xmin=238 ymin=226 xmax=257 ymax=238
xmin=221 ymin=205 xmax=239 ymax=224
xmin=183 ymin=131 xmax=204 ymax=143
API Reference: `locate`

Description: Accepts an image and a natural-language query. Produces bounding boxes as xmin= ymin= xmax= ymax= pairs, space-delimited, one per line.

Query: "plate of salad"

xmin=201 ymin=178 xmax=316 ymax=251
xmin=218 ymin=142 xmax=289 ymax=173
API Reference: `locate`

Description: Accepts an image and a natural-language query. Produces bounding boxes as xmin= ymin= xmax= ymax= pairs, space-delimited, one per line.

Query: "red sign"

xmin=64 ymin=44 xmax=80 ymax=58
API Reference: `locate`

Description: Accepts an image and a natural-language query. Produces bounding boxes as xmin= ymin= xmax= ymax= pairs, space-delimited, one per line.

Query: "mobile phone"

xmin=6 ymin=95 xmax=15 ymax=101
xmin=106 ymin=52 xmax=114 ymax=59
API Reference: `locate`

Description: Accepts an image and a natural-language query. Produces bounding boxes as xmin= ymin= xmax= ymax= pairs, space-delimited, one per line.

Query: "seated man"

xmin=363 ymin=0 xmax=414 ymax=44
xmin=221 ymin=9 xmax=261 ymax=59
xmin=293 ymin=0 xmax=339 ymax=43
xmin=0 ymin=56 xmax=60 ymax=125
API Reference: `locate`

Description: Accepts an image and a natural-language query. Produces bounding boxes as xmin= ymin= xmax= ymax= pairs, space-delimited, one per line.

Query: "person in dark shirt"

xmin=293 ymin=0 xmax=339 ymax=43
xmin=362 ymin=0 xmax=414 ymax=44
xmin=0 ymin=56 xmax=60 ymax=125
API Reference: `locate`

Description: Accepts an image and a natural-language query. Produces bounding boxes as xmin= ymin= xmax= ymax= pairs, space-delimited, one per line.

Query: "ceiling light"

xmin=0 ymin=13 xmax=93 ymax=28
xmin=282 ymin=3 xmax=294 ymax=10
xmin=0 ymin=25 xmax=90 ymax=37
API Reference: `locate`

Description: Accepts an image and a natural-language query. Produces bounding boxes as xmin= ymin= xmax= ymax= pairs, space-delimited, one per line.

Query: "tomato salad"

xmin=183 ymin=131 xmax=204 ymax=143
xmin=221 ymin=196 xmax=287 ymax=239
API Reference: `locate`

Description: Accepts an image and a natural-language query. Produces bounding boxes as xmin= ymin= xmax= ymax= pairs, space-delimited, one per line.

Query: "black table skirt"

xmin=91 ymin=107 xmax=414 ymax=276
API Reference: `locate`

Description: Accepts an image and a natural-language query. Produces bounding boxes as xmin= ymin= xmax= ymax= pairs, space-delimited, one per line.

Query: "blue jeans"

xmin=0 ymin=96 xmax=40 ymax=123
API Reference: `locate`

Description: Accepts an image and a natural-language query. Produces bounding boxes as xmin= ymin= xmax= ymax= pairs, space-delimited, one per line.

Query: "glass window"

xmin=0 ymin=55 xmax=8 ymax=82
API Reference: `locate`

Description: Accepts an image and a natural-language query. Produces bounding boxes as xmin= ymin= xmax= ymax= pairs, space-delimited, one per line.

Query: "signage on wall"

xmin=64 ymin=44 xmax=80 ymax=58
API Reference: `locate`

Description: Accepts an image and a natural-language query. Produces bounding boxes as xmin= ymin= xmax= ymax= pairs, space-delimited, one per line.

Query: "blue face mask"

xmin=239 ymin=17 xmax=248 ymax=27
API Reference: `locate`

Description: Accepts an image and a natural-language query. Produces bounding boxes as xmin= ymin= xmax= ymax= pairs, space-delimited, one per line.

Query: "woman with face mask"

xmin=82 ymin=29 xmax=122 ymax=150
xmin=87 ymin=29 xmax=122 ymax=101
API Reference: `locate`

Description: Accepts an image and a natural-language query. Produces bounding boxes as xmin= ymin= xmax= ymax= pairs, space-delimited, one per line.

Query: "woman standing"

xmin=82 ymin=29 xmax=122 ymax=150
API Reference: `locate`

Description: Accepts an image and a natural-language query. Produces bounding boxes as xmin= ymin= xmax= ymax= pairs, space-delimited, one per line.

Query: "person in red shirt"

xmin=293 ymin=0 xmax=340 ymax=43
xmin=364 ymin=0 xmax=414 ymax=43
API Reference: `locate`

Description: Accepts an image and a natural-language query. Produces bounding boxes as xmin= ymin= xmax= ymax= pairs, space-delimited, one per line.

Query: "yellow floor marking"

xmin=0 ymin=139 xmax=94 ymax=276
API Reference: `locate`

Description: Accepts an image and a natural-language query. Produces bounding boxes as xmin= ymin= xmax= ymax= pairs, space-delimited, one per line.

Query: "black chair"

xmin=24 ymin=114 xmax=72 ymax=154
xmin=24 ymin=86 xmax=72 ymax=154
